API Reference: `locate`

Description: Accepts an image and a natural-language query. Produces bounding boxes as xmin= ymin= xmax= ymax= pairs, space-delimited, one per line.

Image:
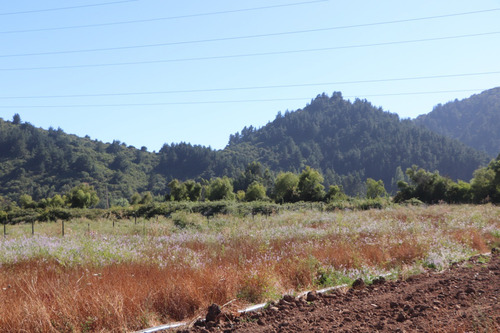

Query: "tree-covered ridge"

xmin=226 ymin=92 xmax=490 ymax=193
xmin=414 ymin=87 xmax=500 ymax=157
xmin=0 ymin=117 xmax=157 ymax=206
xmin=0 ymin=90 xmax=493 ymax=204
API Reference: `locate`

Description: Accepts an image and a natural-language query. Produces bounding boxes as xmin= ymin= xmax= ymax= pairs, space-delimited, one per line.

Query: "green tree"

xmin=207 ymin=177 xmax=234 ymax=201
xmin=325 ymin=185 xmax=346 ymax=202
xmin=245 ymin=181 xmax=267 ymax=202
xmin=236 ymin=190 xmax=246 ymax=202
xmin=49 ymin=194 xmax=65 ymax=208
xmin=184 ymin=180 xmax=202 ymax=202
xmin=394 ymin=166 xmax=457 ymax=204
xmin=139 ymin=192 xmax=153 ymax=205
xmin=298 ymin=166 xmax=325 ymax=202
xmin=366 ymin=178 xmax=387 ymax=199
xmin=470 ymin=167 xmax=495 ymax=203
xmin=168 ymin=179 xmax=188 ymax=201
xmin=273 ymin=172 xmax=299 ymax=203
xmin=446 ymin=180 xmax=472 ymax=203
xmin=12 ymin=113 xmax=21 ymax=125
xmin=130 ymin=192 xmax=142 ymax=205
xmin=66 ymin=184 xmax=99 ymax=208
xmin=19 ymin=194 xmax=35 ymax=209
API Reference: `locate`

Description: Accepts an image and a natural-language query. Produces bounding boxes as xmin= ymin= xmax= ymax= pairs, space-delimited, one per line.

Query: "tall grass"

xmin=0 ymin=204 xmax=499 ymax=332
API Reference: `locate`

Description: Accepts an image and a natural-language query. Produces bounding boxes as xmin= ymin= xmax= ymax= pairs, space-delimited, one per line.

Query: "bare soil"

xmin=183 ymin=250 xmax=500 ymax=332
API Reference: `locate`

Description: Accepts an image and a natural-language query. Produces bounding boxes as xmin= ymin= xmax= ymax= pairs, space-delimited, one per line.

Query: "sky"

xmin=0 ymin=0 xmax=499 ymax=151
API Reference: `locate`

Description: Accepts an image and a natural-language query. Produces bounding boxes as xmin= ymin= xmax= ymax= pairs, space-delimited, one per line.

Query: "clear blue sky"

xmin=0 ymin=0 xmax=499 ymax=151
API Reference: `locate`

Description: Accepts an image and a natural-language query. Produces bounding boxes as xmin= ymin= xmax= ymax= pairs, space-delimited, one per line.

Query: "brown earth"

xmin=181 ymin=250 xmax=500 ymax=332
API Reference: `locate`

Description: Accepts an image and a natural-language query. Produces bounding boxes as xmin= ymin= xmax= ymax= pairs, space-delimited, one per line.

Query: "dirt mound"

xmin=184 ymin=251 xmax=500 ymax=332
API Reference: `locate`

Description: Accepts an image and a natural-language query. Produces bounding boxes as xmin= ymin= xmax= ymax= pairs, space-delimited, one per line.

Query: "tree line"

xmin=0 ymin=88 xmax=491 ymax=209
xmin=1 ymin=155 xmax=499 ymax=226
xmin=395 ymin=154 xmax=500 ymax=204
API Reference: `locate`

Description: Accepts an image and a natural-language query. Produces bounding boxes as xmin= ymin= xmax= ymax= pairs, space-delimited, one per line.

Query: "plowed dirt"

xmin=184 ymin=250 xmax=500 ymax=332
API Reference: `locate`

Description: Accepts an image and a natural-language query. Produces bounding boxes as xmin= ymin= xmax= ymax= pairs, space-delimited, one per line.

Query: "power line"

xmin=1 ymin=71 xmax=499 ymax=99
xmin=1 ymin=7 xmax=499 ymax=58
xmin=0 ymin=89 xmax=489 ymax=108
xmin=0 ymin=1 xmax=138 ymax=16
xmin=1 ymin=31 xmax=498 ymax=71
xmin=0 ymin=0 xmax=328 ymax=34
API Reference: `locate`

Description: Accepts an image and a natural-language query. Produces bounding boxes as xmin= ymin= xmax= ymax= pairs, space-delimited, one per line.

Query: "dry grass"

xmin=0 ymin=204 xmax=499 ymax=332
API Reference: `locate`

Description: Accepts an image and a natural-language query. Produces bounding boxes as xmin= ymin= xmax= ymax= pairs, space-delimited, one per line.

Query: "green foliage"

xmin=139 ymin=192 xmax=153 ymax=205
xmin=184 ymin=180 xmax=202 ymax=202
xmin=415 ymin=87 xmax=500 ymax=157
xmin=470 ymin=156 xmax=500 ymax=203
xmin=168 ymin=179 xmax=202 ymax=202
xmin=12 ymin=113 xmax=21 ymax=125
xmin=394 ymin=157 xmax=500 ymax=204
xmin=273 ymin=172 xmax=300 ymax=203
xmin=207 ymin=177 xmax=235 ymax=201
xmin=171 ymin=211 xmax=204 ymax=230
xmin=366 ymin=178 xmax=388 ymax=199
xmin=67 ymin=184 xmax=99 ymax=208
xmin=19 ymin=194 xmax=36 ymax=209
xmin=130 ymin=193 xmax=141 ymax=205
xmin=245 ymin=181 xmax=267 ymax=202
xmin=235 ymin=190 xmax=246 ymax=202
xmin=0 ymin=89 xmax=491 ymax=205
xmin=325 ymin=185 xmax=346 ymax=202
xmin=0 ymin=210 xmax=7 ymax=223
xmin=226 ymin=92 xmax=489 ymax=196
xmin=168 ymin=179 xmax=187 ymax=201
xmin=298 ymin=166 xmax=325 ymax=202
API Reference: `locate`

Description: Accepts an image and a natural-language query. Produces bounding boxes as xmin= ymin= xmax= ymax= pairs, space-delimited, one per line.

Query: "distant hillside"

xmin=0 ymin=117 xmax=159 ymax=206
xmin=0 ymin=117 xmax=250 ymax=206
xmin=414 ymin=87 xmax=500 ymax=157
xmin=225 ymin=92 xmax=490 ymax=193
xmin=0 ymin=91 xmax=492 ymax=203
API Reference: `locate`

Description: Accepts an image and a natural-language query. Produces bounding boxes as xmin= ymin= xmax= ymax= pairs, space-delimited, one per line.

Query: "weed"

xmin=1 ymin=205 xmax=499 ymax=331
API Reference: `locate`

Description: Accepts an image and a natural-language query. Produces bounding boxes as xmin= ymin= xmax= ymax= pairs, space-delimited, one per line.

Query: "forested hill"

xmin=414 ymin=87 xmax=500 ymax=157
xmin=225 ymin=92 xmax=490 ymax=193
xmin=0 ymin=117 xmax=159 ymax=206
xmin=0 ymin=91 xmax=492 ymax=205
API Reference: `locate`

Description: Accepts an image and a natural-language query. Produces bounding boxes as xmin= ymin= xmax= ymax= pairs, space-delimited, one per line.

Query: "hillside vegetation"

xmin=225 ymin=92 xmax=489 ymax=193
xmin=414 ymin=87 xmax=500 ymax=157
xmin=0 ymin=91 xmax=492 ymax=205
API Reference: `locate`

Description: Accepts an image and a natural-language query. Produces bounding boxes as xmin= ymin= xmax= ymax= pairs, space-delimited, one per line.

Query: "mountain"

xmin=224 ymin=92 xmax=490 ymax=193
xmin=0 ymin=91 xmax=491 ymax=204
xmin=414 ymin=87 xmax=500 ymax=157
xmin=0 ymin=118 xmax=159 ymax=206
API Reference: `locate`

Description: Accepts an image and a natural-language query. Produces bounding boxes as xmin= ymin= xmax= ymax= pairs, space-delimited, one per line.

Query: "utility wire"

xmin=1 ymin=7 xmax=499 ymax=58
xmin=0 ymin=1 xmax=138 ymax=16
xmin=0 ymin=89 xmax=489 ymax=108
xmin=1 ymin=31 xmax=498 ymax=71
xmin=0 ymin=0 xmax=328 ymax=34
xmin=1 ymin=71 xmax=499 ymax=99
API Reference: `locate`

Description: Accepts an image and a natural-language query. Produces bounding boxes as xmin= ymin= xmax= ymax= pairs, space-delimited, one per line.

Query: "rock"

xmin=307 ymin=291 xmax=319 ymax=302
xmin=372 ymin=276 xmax=386 ymax=285
xmin=283 ymin=294 xmax=295 ymax=302
xmin=206 ymin=303 xmax=221 ymax=323
xmin=465 ymin=287 xmax=475 ymax=294
xmin=194 ymin=318 xmax=206 ymax=327
xmin=352 ymin=278 xmax=365 ymax=290
xmin=390 ymin=301 xmax=399 ymax=309
xmin=396 ymin=312 xmax=407 ymax=322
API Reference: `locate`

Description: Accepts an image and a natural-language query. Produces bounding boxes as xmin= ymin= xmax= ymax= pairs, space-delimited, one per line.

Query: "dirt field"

xmin=185 ymin=250 xmax=500 ymax=332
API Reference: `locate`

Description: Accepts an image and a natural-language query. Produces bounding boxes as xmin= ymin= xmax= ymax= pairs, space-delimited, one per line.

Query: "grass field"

xmin=1 ymin=204 xmax=499 ymax=332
